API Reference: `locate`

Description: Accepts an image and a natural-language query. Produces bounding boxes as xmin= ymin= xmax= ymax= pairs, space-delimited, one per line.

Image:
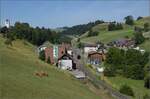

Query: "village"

xmin=37 ymin=36 xmax=145 ymax=79
xmin=1 ymin=1 xmax=150 ymax=99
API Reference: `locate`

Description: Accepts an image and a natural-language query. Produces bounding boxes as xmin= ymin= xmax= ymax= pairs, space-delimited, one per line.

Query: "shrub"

xmin=88 ymin=30 xmax=99 ymax=37
xmin=108 ymin=22 xmax=123 ymax=31
xmin=103 ymin=65 xmax=116 ymax=77
xmin=143 ymin=93 xmax=150 ymax=99
xmin=134 ymin=32 xmax=145 ymax=45
xmin=144 ymin=74 xmax=150 ymax=89
xmin=87 ymin=64 xmax=93 ymax=69
xmin=47 ymin=57 xmax=51 ymax=64
xmin=77 ymin=42 xmax=84 ymax=49
xmin=39 ymin=50 xmax=45 ymax=61
xmin=119 ymin=84 xmax=134 ymax=96
xmin=144 ymin=23 xmax=150 ymax=32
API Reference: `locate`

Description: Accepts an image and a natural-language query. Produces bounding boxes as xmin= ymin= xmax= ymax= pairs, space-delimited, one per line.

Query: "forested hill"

xmin=60 ymin=20 xmax=104 ymax=36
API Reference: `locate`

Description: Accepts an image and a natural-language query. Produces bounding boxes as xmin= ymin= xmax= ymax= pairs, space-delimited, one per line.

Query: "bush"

xmin=88 ymin=30 xmax=99 ymax=37
xmin=104 ymin=65 xmax=116 ymax=77
xmin=108 ymin=22 xmax=123 ymax=31
xmin=134 ymin=32 xmax=145 ymax=45
xmin=143 ymin=94 xmax=150 ymax=99
xmin=87 ymin=64 xmax=93 ymax=69
xmin=123 ymin=64 xmax=144 ymax=80
xmin=144 ymin=74 xmax=150 ymax=89
xmin=39 ymin=50 xmax=45 ymax=61
xmin=119 ymin=84 xmax=134 ymax=96
xmin=144 ymin=23 xmax=150 ymax=32
xmin=47 ymin=57 xmax=51 ymax=64
xmin=77 ymin=42 xmax=84 ymax=49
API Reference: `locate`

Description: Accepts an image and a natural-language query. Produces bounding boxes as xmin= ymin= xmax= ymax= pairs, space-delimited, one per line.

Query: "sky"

xmin=0 ymin=0 xmax=150 ymax=28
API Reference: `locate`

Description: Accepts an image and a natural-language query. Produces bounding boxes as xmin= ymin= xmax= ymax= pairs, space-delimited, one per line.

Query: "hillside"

xmin=135 ymin=16 xmax=150 ymax=28
xmin=0 ymin=36 xmax=111 ymax=99
xmin=80 ymin=16 xmax=150 ymax=44
xmin=81 ymin=28 xmax=134 ymax=44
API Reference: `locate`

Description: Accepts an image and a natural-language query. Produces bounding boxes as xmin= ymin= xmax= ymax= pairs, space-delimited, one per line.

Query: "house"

xmin=108 ymin=38 xmax=135 ymax=49
xmin=44 ymin=43 xmax=72 ymax=64
xmin=45 ymin=47 xmax=54 ymax=64
xmin=57 ymin=54 xmax=76 ymax=70
xmin=88 ymin=51 xmax=106 ymax=65
xmin=84 ymin=43 xmax=98 ymax=54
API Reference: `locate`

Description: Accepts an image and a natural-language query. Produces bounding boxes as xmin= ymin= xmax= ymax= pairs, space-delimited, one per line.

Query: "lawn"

xmin=105 ymin=76 xmax=150 ymax=99
xmin=0 ymin=36 xmax=103 ymax=99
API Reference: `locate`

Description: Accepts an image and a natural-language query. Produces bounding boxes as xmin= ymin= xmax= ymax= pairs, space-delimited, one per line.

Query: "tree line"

xmin=104 ymin=47 xmax=149 ymax=80
xmin=61 ymin=20 xmax=104 ymax=35
xmin=0 ymin=22 xmax=71 ymax=46
xmin=108 ymin=22 xmax=123 ymax=31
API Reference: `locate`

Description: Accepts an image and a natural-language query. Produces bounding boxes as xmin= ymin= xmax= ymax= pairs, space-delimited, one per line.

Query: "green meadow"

xmin=0 ymin=36 xmax=103 ymax=99
xmin=80 ymin=16 xmax=150 ymax=44
xmin=105 ymin=76 xmax=150 ymax=99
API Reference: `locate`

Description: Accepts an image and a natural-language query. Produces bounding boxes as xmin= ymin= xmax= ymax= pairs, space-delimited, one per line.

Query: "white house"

xmin=57 ymin=54 xmax=76 ymax=70
xmin=58 ymin=59 xmax=72 ymax=70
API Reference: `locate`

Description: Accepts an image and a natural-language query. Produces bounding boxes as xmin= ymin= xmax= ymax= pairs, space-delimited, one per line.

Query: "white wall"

xmin=59 ymin=60 xmax=72 ymax=70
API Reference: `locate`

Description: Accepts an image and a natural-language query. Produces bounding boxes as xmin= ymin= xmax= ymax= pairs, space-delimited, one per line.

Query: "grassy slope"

xmin=135 ymin=16 xmax=150 ymax=28
xmin=0 ymin=36 xmax=103 ymax=99
xmin=81 ymin=28 xmax=134 ymax=44
xmin=81 ymin=23 xmax=134 ymax=44
xmin=81 ymin=16 xmax=150 ymax=44
xmin=105 ymin=76 xmax=150 ymax=99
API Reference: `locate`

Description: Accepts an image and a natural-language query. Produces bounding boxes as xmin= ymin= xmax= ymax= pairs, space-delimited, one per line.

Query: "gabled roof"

xmin=58 ymin=53 xmax=73 ymax=60
xmin=38 ymin=41 xmax=53 ymax=48
xmin=88 ymin=51 xmax=103 ymax=56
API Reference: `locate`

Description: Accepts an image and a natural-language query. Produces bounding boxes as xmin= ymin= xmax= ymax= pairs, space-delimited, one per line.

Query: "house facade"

xmin=88 ymin=51 xmax=106 ymax=65
xmin=57 ymin=54 xmax=76 ymax=70
xmin=44 ymin=43 xmax=73 ymax=66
